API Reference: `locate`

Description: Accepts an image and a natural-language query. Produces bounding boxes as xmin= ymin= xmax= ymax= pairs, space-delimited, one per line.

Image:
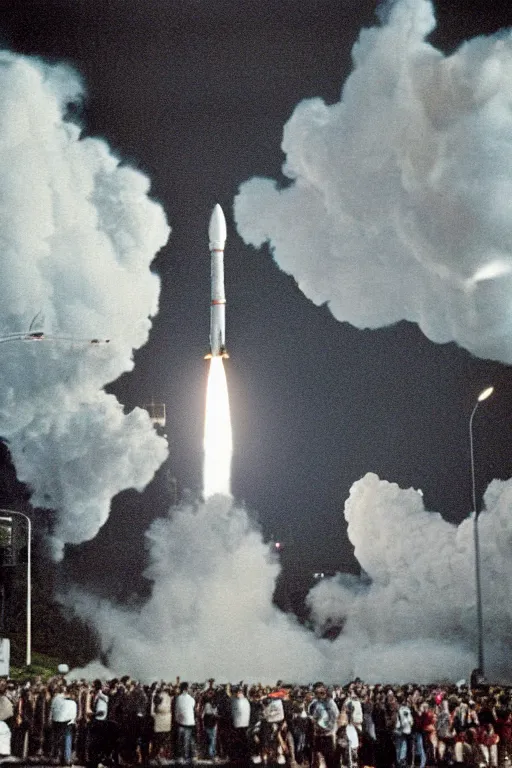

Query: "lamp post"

xmin=0 ymin=327 xmax=109 ymax=668
xmin=0 ymin=509 xmax=31 ymax=667
xmin=469 ymin=385 xmax=494 ymax=676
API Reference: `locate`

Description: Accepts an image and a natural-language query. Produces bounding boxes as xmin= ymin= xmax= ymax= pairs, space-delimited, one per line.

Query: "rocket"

xmin=206 ymin=204 xmax=229 ymax=359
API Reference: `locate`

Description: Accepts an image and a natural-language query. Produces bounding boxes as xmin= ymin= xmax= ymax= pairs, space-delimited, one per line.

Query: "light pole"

xmin=469 ymin=385 xmax=494 ymax=677
xmin=0 ymin=327 xmax=109 ymax=668
xmin=0 ymin=334 xmax=44 ymax=669
xmin=0 ymin=509 xmax=31 ymax=667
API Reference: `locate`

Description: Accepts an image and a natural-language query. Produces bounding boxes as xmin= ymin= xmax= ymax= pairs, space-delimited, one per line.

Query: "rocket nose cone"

xmin=209 ymin=204 xmax=227 ymax=248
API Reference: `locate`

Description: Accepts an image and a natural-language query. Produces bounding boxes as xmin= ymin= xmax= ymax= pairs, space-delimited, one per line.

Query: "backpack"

xmin=437 ymin=711 xmax=454 ymax=740
xmin=396 ymin=706 xmax=413 ymax=735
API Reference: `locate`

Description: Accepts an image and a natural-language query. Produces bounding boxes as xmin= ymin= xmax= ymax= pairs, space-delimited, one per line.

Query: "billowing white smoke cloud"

xmin=234 ymin=0 xmax=512 ymax=363
xmin=69 ymin=495 xmax=329 ymax=682
xmin=0 ymin=52 xmax=169 ymax=558
xmin=308 ymin=472 xmax=512 ymax=682
xmin=70 ymin=474 xmax=512 ymax=683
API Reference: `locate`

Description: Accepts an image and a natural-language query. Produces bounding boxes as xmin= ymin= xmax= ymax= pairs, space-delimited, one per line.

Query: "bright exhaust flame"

xmin=203 ymin=357 xmax=232 ymax=498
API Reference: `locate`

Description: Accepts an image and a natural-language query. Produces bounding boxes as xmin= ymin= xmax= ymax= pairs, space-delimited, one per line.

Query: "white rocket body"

xmin=207 ymin=204 xmax=228 ymax=358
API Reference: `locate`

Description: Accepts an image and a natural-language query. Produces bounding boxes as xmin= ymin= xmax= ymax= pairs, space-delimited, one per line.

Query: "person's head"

xmin=315 ymin=685 xmax=327 ymax=699
xmin=93 ymin=679 xmax=103 ymax=692
xmin=180 ymin=682 xmax=189 ymax=694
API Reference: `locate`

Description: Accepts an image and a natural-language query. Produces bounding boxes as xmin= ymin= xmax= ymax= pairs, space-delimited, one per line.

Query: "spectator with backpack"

xmin=394 ymin=694 xmax=413 ymax=768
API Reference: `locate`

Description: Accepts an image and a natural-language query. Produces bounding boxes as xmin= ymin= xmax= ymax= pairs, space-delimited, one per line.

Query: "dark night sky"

xmin=1 ymin=0 xmax=512 ymax=608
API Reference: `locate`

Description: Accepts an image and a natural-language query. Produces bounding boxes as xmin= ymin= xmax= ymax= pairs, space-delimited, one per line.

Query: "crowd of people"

xmin=0 ymin=675 xmax=510 ymax=768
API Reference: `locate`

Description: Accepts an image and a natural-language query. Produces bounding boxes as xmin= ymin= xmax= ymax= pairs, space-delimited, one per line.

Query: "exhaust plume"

xmin=203 ymin=358 xmax=233 ymax=499
xmin=234 ymin=0 xmax=512 ymax=364
xmin=0 ymin=52 xmax=169 ymax=558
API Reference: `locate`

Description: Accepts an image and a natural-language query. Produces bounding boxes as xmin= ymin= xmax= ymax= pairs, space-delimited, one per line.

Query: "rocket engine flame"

xmin=203 ymin=356 xmax=232 ymax=498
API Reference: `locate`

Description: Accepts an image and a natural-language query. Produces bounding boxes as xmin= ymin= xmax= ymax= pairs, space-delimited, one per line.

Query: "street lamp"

xmin=0 ymin=509 xmax=31 ymax=667
xmin=469 ymin=385 xmax=494 ymax=677
xmin=0 ymin=327 xmax=109 ymax=669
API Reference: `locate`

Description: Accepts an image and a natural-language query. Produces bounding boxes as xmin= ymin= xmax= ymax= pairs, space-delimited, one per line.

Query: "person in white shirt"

xmin=309 ymin=685 xmax=340 ymax=768
xmin=174 ymin=682 xmax=196 ymax=763
xmin=0 ymin=721 xmax=10 ymax=758
xmin=232 ymin=688 xmax=251 ymax=729
xmin=344 ymin=693 xmax=364 ymax=731
xmin=50 ymin=685 xmax=77 ymax=766
xmin=151 ymin=685 xmax=173 ymax=760
xmin=231 ymin=688 xmax=251 ymax=762
xmin=88 ymin=679 xmax=110 ymax=768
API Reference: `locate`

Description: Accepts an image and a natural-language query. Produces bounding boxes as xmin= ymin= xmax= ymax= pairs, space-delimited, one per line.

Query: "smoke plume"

xmin=0 ymin=52 xmax=169 ymax=559
xmin=71 ymin=473 xmax=512 ymax=683
xmin=69 ymin=495 xmax=329 ymax=682
xmin=308 ymin=472 xmax=512 ymax=683
xmin=234 ymin=0 xmax=512 ymax=364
